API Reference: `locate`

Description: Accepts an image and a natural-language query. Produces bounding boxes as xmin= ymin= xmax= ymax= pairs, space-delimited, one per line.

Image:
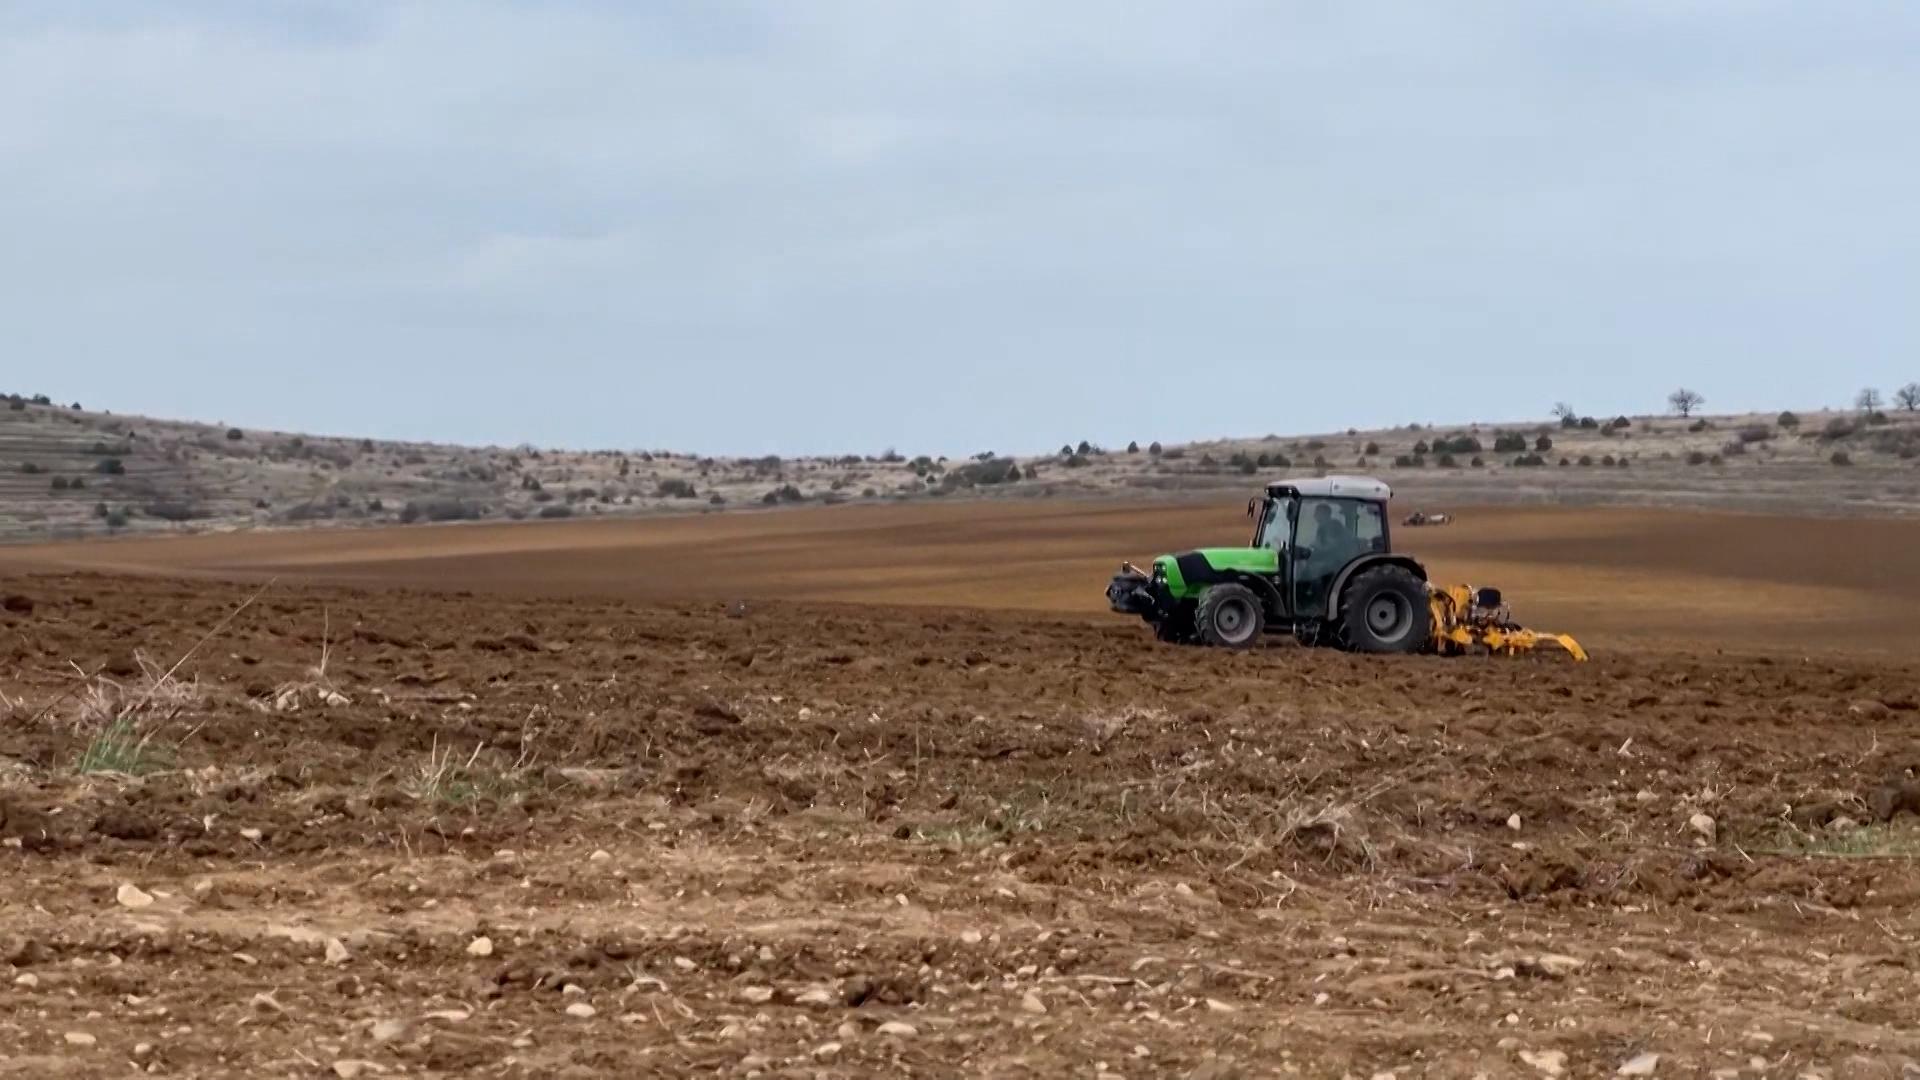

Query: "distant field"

xmin=8 ymin=499 xmax=1920 ymax=655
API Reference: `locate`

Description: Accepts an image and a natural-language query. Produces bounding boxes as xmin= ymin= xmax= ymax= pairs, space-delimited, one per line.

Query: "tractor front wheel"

xmin=1196 ymin=584 xmax=1265 ymax=649
xmin=1338 ymin=566 xmax=1431 ymax=654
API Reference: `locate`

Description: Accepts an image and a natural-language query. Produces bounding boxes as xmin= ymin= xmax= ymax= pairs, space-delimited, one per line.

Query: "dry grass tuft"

xmin=404 ymin=736 xmax=540 ymax=807
xmin=66 ymin=653 xmax=211 ymax=774
xmin=265 ymin=607 xmax=353 ymax=711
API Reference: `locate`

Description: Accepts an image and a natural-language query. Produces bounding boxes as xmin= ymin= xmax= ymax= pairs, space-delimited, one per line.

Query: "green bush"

xmin=94 ymin=458 xmax=125 ymax=476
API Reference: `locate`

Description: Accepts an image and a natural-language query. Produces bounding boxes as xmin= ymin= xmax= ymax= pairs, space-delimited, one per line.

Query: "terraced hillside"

xmin=4 ymin=391 xmax=1920 ymax=540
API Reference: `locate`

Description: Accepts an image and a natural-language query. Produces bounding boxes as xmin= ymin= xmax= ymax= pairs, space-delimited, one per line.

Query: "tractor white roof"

xmin=1266 ymin=475 xmax=1392 ymax=501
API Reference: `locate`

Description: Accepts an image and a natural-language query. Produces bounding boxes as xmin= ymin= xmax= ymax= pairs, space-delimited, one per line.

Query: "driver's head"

xmin=1313 ymin=504 xmax=1333 ymax=523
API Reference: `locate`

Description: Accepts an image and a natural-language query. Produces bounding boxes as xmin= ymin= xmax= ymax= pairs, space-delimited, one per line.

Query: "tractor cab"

xmin=1248 ymin=477 xmax=1394 ymax=619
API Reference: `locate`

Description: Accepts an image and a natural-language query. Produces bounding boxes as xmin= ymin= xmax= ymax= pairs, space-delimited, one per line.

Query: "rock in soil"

xmin=1521 ymin=1049 xmax=1569 ymax=1077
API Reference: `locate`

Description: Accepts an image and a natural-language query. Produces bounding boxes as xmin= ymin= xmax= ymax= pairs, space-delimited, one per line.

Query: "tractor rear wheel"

xmin=1337 ymin=566 xmax=1430 ymax=654
xmin=1196 ymin=584 xmax=1264 ymax=649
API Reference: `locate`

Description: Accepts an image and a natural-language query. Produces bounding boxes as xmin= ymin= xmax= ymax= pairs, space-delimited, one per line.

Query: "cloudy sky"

xmin=4 ymin=2 xmax=1917 ymax=456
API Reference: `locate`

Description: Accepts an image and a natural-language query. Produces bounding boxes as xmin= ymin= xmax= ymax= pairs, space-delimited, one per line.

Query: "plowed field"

xmin=3 ymin=503 xmax=1919 ymax=1077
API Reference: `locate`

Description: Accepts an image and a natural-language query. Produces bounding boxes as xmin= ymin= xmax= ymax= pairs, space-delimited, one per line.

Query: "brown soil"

xmin=9 ymin=500 xmax=1920 ymax=653
xmin=3 ymin=505 xmax=1920 ymax=1076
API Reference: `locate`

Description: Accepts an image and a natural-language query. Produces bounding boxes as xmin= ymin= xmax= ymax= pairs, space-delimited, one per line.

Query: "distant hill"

xmin=2 ymin=391 xmax=1917 ymax=540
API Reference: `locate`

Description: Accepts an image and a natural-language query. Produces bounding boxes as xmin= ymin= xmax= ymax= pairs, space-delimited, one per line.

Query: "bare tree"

xmin=1857 ymin=387 xmax=1884 ymax=412
xmin=1897 ymin=382 xmax=1920 ymax=412
xmin=1550 ymin=402 xmax=1576 ymax=422
xmin=1667 ymin=388 xmax=1705 ymax=418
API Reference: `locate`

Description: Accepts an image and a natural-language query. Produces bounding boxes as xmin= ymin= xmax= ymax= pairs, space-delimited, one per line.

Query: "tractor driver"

xmin=1310 ymin=502 xmax=1355 ymax=561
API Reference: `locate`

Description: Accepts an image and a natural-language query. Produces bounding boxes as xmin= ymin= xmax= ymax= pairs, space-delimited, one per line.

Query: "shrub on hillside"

xmin=1493 ymin=432 xmax=1529 ymax=453
xmin=945 ymin=457 xmax=1023 ymax=487
xmin=143 ymin=500 xmax=204 ymax=522
xmin=1777 ymin=411 xmax=1800 ymax=429
xmin=655 ymin=478 xmax=699 ymax=499
xmin=400 ymin=498 xmax=484 ymax=524
xmin=94 ymin=458 xmax=125 ymax=475
xmin=538 ymin=505 xmax=575 ymax=519
xmin=762 ymin=484 xmax=805 ymax=505
xmin=1831 ymin=451 xmax=1853 ymax=467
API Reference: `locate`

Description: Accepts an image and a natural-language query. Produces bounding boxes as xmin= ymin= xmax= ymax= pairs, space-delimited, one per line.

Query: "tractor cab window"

xmin=1253 ymin=498 xmax=1292 ymax=551
xmin=1353 ymin=501 xmax=1386 ymax=554
xmin=1292 ymin=496 xmax=1385 ymax=615
xmin=1298 ymin=497 xmax=1359 ymax=564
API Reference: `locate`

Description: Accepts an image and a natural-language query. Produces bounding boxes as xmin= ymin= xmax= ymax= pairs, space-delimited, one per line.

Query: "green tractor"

xmin=1106 ymin=475 xmax=1433 ymax=652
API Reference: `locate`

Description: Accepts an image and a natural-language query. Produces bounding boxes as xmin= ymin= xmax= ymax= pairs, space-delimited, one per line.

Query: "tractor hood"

xmin=1153 ymin=547 xmax=1279 ymax=598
